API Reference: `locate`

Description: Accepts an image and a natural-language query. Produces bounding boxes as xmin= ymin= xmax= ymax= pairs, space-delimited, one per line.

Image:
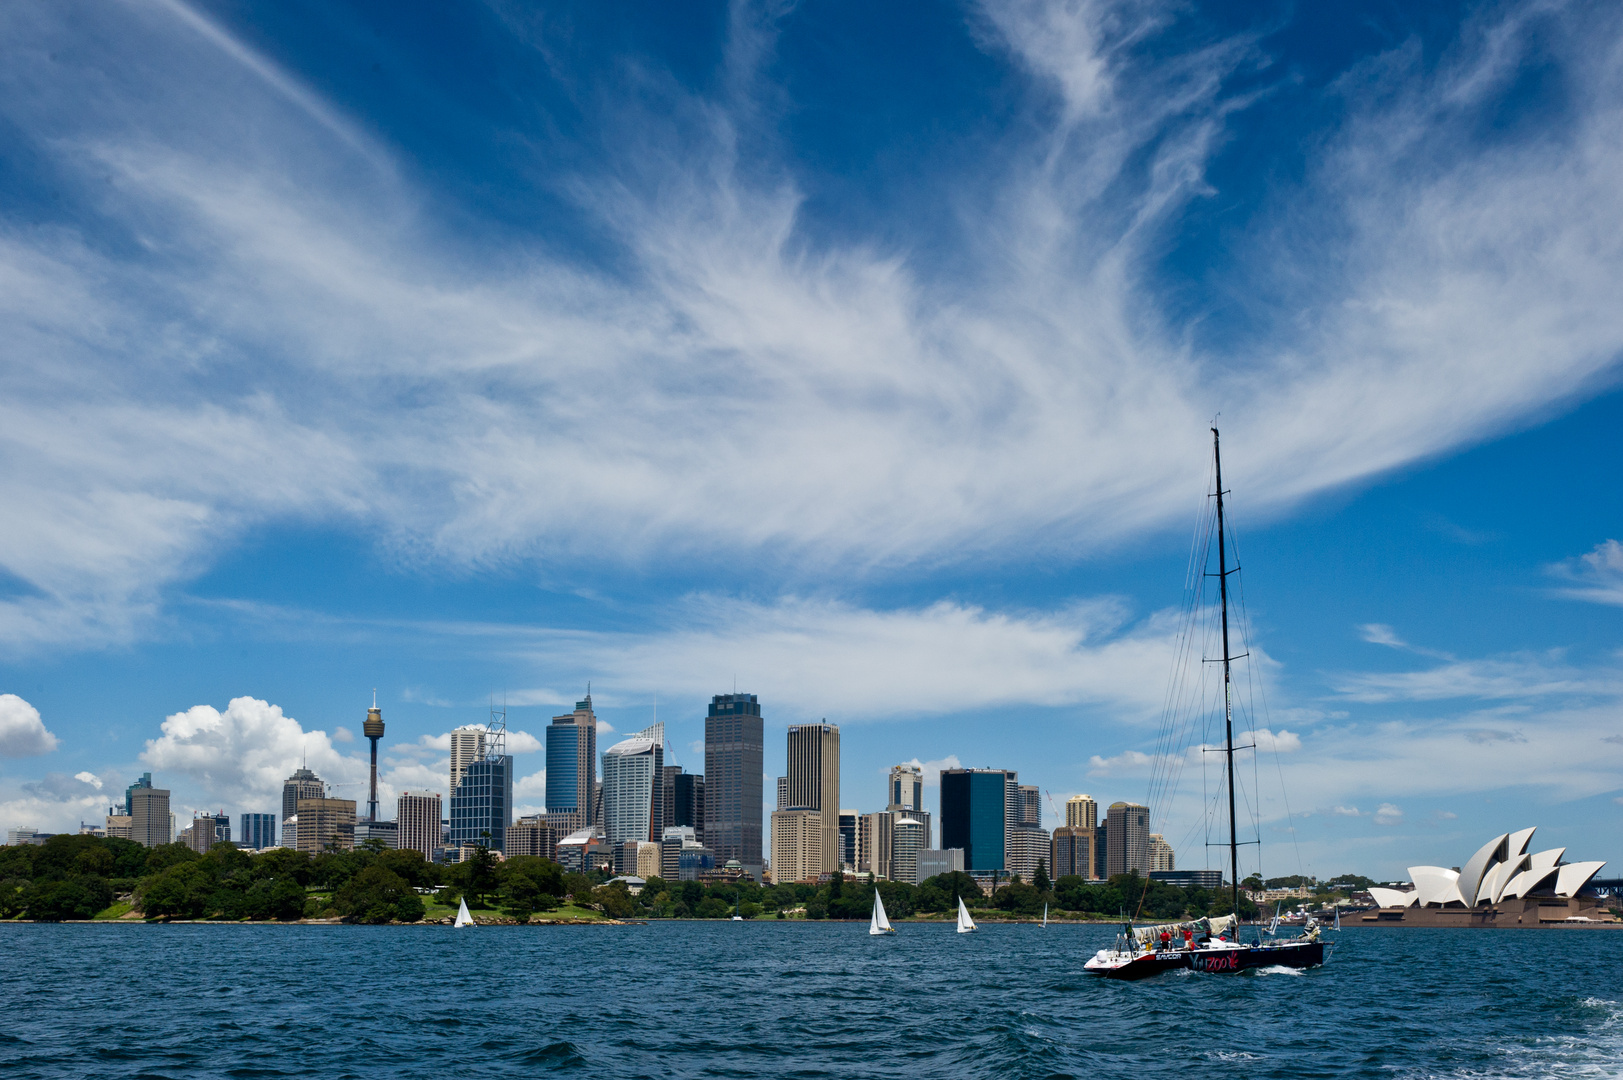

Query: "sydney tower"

xmin=364 ymin=696 xmax=385 ymax=822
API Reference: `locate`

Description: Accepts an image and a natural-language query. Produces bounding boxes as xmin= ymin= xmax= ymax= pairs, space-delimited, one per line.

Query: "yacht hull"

xmin=1188 ymin=940 xmax=1327 ymax=973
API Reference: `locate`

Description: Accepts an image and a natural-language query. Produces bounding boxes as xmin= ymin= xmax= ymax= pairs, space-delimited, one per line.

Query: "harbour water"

xmin=4 ymin=922 xmax=1620 ymax=1078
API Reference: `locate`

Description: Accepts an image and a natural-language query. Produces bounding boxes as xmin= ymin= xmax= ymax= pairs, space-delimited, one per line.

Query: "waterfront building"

xmin=660 ymin=826 xmax=694 ymax=877
xmin=449 ymin=753 xmax=512 ymax=853
xmin=601 ymin=723 xmax=665 ymax=846
xmin=448 ymin=726 xmax=487 ymax=794
xmin=1007 ymin=823 xmax=1051 ymax=883
xmin=295 ymin=797 xmax=356 ymax=853
xmin=939 ymin=768 xmax=1014 ymax=874
xmin=546 ymin=695 xmax=597 ymax=826
xmin=891 ymin=816 xmax=925 ymax=884
xmin=1366 ymin=828 xmax=1613 ymax=925
xmin=1152 ymin=869 xmax=1222 ymax=890
xmin=1105 ymin=801 xmax=1150 ymax=877
xmin=130 ymin=785 xmax=172 ymax=848
xmin=770 ymin=808 xmax=822 ymax=883
xmin=105 ymin=811 xmax=133 ymax=841
xmin=281 ymin=767 xmax=324 ymax=847
xmin=354 ymin=820 xmax=397 ymax=848
xmin=1051 ymin=826 xmax=1096 ymax=879
xmin=917 ymin=848 xmax=964 ymax=881
xmin=506 ymin=816 xmax=558 ymax=860
xmin=786 ymin=722 xmax=840 ymax=874
xmin=886 ymin=765 xmax=931 ymax=849
xmin=703 ymin=693 xmax=763 ymax=879
xmin=1065 ymin=794 xmax=1098 ymax=831
xmin=397 ymin=792 xmax=442 ymax=861
xmin=1149 ymin=833 xmax=1175 ymax=872
xmin=240 ymin=812 xmax=278 ymax=850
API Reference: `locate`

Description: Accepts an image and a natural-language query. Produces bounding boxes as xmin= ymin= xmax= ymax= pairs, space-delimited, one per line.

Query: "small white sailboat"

xmin=956 ymin=895 xmax=977 ymax=934
xmin=1042 ymin=904 xmax=1048 ymax=928
xmin=454 ymin=897 xmax=474 ymax=927
xmin=870 ymin=888 xmax=895 ymax=936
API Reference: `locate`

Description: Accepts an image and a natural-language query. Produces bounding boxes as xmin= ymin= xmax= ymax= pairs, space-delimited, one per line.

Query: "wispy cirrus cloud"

xmin=0 ymin=0 xmax=1620 ymax=655
xmin=1548 ymin=540 xmax=1623 ymax=606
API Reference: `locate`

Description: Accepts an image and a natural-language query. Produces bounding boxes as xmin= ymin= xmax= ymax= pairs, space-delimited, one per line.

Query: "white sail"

xmin=454 ymin=897 xmax=474 ymax=927
xmin=1042 ymin=904 xmax=1048 ymax=928
xmin=870 ymin=888 xmax=894 ymax=935
xmin=956 ymin=895 xmax=977 ymax=933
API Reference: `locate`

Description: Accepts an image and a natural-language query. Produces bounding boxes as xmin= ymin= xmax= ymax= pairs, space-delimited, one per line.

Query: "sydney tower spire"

xmin=364 ymin=691 xmax=385 ymax=822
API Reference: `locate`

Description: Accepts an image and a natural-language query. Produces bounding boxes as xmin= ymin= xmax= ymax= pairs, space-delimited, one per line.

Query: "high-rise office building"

xmin=1051 ymin=825 xmax=1096 ymax=879
xmin=886 ymin=764 xmax=931 ymax=851
xmin=776 ymin=775 xmax=787 ymax=811
xmin=891 ymin=816 xmax=925 ymax=884
xmin=838 ymin=809 xmax=858 ymax=870
xmin=939 ymin=768 xmax=1014 ymax=873
xmin=449 ymin=726 xmax=487 ymax=794
xmin=703 ymin=693 xmax=763 ymax=878
xmin=506 ymin=816 xmax=559 ymax=860
xmin=397 ymin=791 xmax=442 ymax=861
xmin=1066 ymin=793 xmax=1098 ymax=831
xmin=858 ymin=811 xmax=891 ymax=877
xmin=281 ymin=767 xmax=324 ymax=846
xmin=240 ymin=813 xmax=278 ymax=850
xmin=769 ymin=808 xmax=822 ymax=883
xmin=124 ymin=773 xmax=153 ymax=815
xmin=129 ymin=785 xmax=171 ymax=848
xmin=917 ymin=847 xmax=964 ymax=881
xmin=1106 ymin=801 xmax=1150 ymax=877
xmin=450 ymin=752 xmax=512 ymax=853
xmin=354 ymin=820 xmax=398 ymax=848
xmin=182 ymin=813 xmax=216 ymax=854
xmin=295 ymin=797 xmax=356 ymax=853
xmin=1018 ymin=784 xmax=1041 ymax=825
xmin=1094 ymin=824 xmax=1108 ymax=878
xmin=668 ymin=771 xmax=704 ymax=842
xmin=1007 ymin=822 xmax=1051 ymax=883
xmin=786 ymin=722 xmax=839 ymax=874
xmin=601 ymin=723 xmax=664 ymax=845
xmin=105 ymin=809 xmax=132 ymax=841
xmin=546 ymin=695 xmax=597 ymax=825
xmin=1149 ymin=833 xmax=1175 ymax=872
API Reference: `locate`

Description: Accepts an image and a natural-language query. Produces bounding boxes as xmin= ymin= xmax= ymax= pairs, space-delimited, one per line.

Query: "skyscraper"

xmin=769 ymin=808 xmax=822 ymax=884
xmin=129 ymin=785 xmax=171 ymax=847
xmin=397 ymin=791 xmax=442 ymax=861
xmin=240 ymin=813 xmax=278 ymax=850
xmin=363 ymin=698 xmax=386 ymax=822
xmin=891 ymin=816 xmax=925 ymax=884
xmin=703 ymin=693 xmax=763 ymax=878
xmin=546 ymin=695 xmax=597 ymax=825
xmin=1106 ymin=801 xmax=1150 ymax=877
xmin=450 ymin=713 xmax=513 ymax=853
xmin=124 ymin=772 xmax=152 ymax=815
xmin=1051 ymin=826 xmax=1095 ymax=879
xmin=1149 ymin=833 xmax=1175 ymax=872
xmin=939 ymin=768 xmax=1013 ymax=874
xmin=281 ymin=767 xmax=324 ymax=846
xmin=666 ymin=769 xmax=704 ymax=843
xmin=601 ymin=723 xmax=664 ymax=845
xmin=295 ymin=797 xmax=356 ymax=853
xmin=838 ymin=809 xmax=858 ymax=869
xmin=886 ymin=764 xmax=931 ymax=850
xmin=448 ymin=726 xmax=487 ymax=794
xmin=786 ymin=722 xmax=839 ymax=874
xmin=1066 ymin=793 xmax=1098 ymax=831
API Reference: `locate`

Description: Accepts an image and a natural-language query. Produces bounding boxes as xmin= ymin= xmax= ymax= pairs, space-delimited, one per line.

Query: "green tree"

xmin=0 ymin=876 xmax=30 ymax=918
xmin=245 ymin=875 xmax=307 ymax=921
xmin=24 ymin=876 xmax=113 ymax=921
xmin=1033 ymin=859 xmax=1051 ymax=893
xmin=500 ymin=857 xmax=565 ymax=918
xmin=695 ymin=896 xmax=731 ymax=919
xmin=138 ymin=863 xmax=214 ymax=918
xmin=144 ymin=843 xmax=201 ymax=874
xmin=333 ymin=866 xmax=422 ymax=923
xmin=593 ymin=883 xmax=636 ymax=919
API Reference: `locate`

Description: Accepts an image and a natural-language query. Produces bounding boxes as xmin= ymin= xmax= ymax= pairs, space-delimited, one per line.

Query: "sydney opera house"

xmin=1363 ymin=828 xmax=1614 ymax=926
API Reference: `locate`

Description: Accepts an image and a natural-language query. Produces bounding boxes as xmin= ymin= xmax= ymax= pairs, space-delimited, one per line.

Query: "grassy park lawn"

xmin=419 ymin=897 xmax=608 ymax=922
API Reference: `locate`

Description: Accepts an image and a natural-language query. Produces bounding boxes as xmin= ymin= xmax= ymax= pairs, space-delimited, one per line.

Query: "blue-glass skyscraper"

xmin=240 ymin=812 xmax=278 ymax=850
xmin=546 ymin=695 xmax=597 ymax=827
xmin=939 ymin=768 xmax=1014 ymax=873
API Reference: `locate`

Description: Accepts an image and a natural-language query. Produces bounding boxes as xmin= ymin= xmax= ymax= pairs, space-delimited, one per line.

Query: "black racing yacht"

xmin=1084 ymin=428 xmax=1330 ymax=979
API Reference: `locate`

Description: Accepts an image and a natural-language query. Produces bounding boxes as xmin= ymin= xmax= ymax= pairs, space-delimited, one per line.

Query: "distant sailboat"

xmin=1042 ymin=904 xmax=1048 ymax=929
xmin=956 ymin=896 xmax=977 ymax=934
xmin=454 ymin=898 xmax=474 ymax=928
xmin=870 ymin=889 xmax=895 ymax=936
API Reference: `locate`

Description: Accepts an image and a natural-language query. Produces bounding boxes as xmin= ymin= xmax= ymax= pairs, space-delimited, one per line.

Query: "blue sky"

xmin=1 ymin=0 xmax=1620 ymax=881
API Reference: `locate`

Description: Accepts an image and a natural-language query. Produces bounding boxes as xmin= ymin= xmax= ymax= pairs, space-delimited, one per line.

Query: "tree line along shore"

xmin=3 ymin=832 xmax=1380 ymax=925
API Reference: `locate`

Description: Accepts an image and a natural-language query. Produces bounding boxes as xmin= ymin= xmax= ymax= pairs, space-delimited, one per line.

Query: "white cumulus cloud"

xmin=0 ymin=695 xmax=58 ymax=757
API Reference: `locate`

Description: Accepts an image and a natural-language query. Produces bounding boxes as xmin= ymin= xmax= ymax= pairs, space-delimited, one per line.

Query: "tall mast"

xmin=1212 ymin=427 xmax=1240 ymax=926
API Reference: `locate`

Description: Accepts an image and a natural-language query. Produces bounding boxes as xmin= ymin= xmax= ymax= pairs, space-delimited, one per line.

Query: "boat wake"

xmin=1253 ymin=965 xmax=1304 ymax=977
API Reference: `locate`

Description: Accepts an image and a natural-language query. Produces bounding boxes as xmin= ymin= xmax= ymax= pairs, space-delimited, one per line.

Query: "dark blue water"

xmin=4 ymin=923 xmax=1620 ymax=1078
